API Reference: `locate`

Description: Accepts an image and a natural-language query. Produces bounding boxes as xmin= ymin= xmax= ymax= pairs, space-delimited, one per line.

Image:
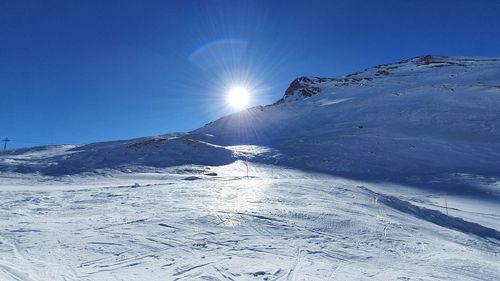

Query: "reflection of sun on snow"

xmin=209 ymin=162 xmax=271 ymax=227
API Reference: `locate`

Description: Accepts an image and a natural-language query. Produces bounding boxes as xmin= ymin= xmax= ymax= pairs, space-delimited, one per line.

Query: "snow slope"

xmin=0 ymin=163 xmax=499 ymax=280
xmin=0 ymin=134 xmax=235 ymax=175
xmin=1 ymin=55 xmax=500 ymax=280
xmin=195 ymin=55 xmax=500 ymax=176
xmin=1 ymin=55 xmax=499 ymax=178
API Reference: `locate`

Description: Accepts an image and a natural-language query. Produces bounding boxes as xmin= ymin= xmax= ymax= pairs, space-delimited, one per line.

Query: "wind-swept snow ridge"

xmin=362 ymin=186 xmax=500 ymax=241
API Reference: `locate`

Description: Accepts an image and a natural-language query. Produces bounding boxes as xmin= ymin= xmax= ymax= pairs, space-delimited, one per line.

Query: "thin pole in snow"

xmin=2 ymin=138 xmax=10 ymax=150
xmin=444 ymin=195 xmax=449 ymax=216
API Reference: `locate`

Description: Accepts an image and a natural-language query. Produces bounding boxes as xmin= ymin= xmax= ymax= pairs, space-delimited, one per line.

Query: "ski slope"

xmin=195 ymin=56 xmax=500 ymax=176
xmin=1 ymin=55 xmax=500 ymax=280
xmin=1 ymin=162 xmax=499 ymax=280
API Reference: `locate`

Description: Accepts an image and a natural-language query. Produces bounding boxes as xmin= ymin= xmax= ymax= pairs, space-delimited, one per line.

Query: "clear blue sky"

xmin=1 ymin=0 xmax=499 ymax=148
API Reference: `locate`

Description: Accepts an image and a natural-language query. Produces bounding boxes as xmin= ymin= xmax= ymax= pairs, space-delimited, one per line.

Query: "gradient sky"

xmin=1 ymin=0 xmax=499 ymax=148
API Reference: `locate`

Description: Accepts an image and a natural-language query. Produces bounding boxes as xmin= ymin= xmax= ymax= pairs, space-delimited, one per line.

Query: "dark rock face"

xmin=375 ymin=69 xmax=390 ymax=76
xmin=414 ymin=55 xmax=468 ymax=67
xmin=274 ymin=75 xmax=373 ymax=105
xmin=283 ymin=77 xmax=322 ymax=99
xmin=420 ymin=55 xmax=436 ymax=65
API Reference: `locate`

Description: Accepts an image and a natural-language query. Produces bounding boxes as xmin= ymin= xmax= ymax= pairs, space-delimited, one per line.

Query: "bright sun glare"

xmin=228 ymin=86 xmax=249 ymax=109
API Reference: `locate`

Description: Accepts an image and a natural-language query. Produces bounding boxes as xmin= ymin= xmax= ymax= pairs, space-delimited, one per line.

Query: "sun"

xmin=228 ymin=86 xmax=250 ymax=109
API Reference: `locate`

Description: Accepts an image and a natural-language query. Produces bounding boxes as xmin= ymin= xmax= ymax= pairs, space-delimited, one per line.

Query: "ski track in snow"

xmin=1 ymin=56 xmax=500 ymax=280
xmin=1 ymin=163 xmax=499 ymax=281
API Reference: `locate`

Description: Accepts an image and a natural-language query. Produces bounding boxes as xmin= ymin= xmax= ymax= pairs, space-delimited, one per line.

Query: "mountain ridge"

xmin=1 ymin=55 xmax=499 ymax=177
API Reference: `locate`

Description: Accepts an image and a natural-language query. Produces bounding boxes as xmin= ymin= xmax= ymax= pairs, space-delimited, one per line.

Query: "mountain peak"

xmin=279 ymin=76 xmax=323 ymax=102
xmin=278 ymin=56 xmax=451 ymax=102
xmin=3 ymin=55 xmax=499 ymax=176
xmin=277 ymin=55 xmax=500 ymax=104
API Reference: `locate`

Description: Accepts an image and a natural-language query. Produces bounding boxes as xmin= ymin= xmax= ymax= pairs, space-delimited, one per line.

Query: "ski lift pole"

xmin=2 ymin=138 xmax=10 ymax=150
xmin=245 ymin=159 xmax=249 ymax=178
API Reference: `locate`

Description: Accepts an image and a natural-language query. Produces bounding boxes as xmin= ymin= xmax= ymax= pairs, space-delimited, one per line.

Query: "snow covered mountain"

xmin=195 ymin=55 xmax=500 ymax=176
xmin=1 ymin=55 xmax=500 ymax=281
xmin=2 ymin=55 xmax=499 ymax=178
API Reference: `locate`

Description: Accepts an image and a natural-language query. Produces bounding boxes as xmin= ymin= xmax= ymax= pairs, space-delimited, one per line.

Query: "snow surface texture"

xmin=1 ymin=163 xmax=499 ymax=280
xmin=1 ymin=55 xmax=500 ymax=280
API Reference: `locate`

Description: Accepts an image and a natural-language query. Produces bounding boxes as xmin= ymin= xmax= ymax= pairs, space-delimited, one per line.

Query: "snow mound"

xmin=0 ymin=135 xmax=235 ymax=175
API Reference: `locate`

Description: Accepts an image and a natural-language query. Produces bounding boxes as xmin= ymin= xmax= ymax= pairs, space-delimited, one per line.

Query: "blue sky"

xmin=1 ymin=0 xmax=499 ymax=148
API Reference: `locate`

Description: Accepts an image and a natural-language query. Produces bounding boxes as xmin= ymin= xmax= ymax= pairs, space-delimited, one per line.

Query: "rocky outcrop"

xmin=283 ymin=77 xmax=322 ymax=99
xmin=273 ymin=77 xmax=322 ymax=104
